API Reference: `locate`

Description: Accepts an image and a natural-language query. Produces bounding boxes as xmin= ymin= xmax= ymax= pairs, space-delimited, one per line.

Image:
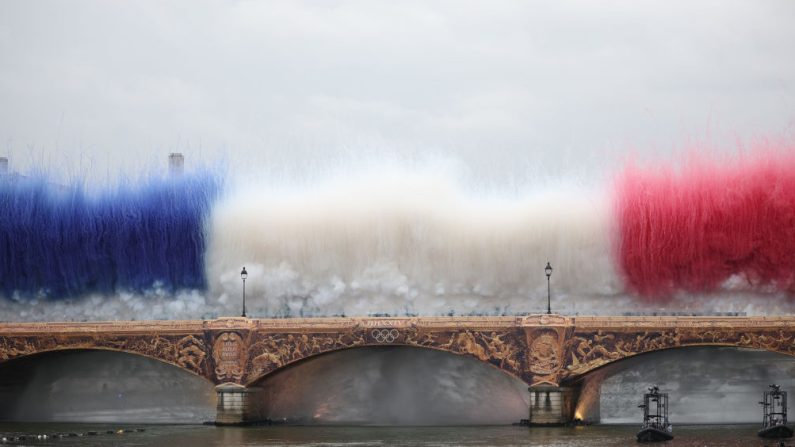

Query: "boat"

xmin=636 ymin=386 xmax=673 ymax=443
xmin=758 ymin=384 xmax=794 ymax=439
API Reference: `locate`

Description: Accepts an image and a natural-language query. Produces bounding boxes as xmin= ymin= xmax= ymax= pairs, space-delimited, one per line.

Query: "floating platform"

xmin=758 ymin=424 xmax=794 ymax=439
xmin=636 ymin=427 xmax=674 ymax=443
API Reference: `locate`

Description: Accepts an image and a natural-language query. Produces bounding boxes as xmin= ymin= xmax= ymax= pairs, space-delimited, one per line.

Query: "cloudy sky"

xmin=1 ymin=0 xmax=794 ymax=184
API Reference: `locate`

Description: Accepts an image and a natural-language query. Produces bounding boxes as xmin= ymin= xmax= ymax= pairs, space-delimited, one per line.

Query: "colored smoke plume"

xmin=616 ymin=140 xmax=795 ymax=298
xmin=0 ymin=172 xmax=220 ymax=299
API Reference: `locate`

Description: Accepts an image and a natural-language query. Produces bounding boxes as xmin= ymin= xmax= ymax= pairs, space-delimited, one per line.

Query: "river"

xmin=0 ymin=423 xmax=788 ymax=446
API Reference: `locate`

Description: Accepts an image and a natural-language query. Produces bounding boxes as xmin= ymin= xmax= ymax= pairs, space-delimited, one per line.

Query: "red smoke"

xmin=616 ymin=141 xmax=795 ymax=299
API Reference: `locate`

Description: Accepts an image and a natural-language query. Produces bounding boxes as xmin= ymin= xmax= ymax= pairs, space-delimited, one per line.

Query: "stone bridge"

xmin=2 ymin=314 xmax=795 ymax=425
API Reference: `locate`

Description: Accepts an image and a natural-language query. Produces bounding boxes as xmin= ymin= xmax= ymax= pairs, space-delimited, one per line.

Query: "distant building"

xmin=169 ymin=153 xmax=184 ymax=175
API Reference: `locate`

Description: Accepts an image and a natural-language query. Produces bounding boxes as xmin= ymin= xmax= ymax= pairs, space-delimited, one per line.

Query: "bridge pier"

xmin=215 ymin=383 xmax=265 ymax=425
xmin=528 ymin=385 xmax=576 ymax=426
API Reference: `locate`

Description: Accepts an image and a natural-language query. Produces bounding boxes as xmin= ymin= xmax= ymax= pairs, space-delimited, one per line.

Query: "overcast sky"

xmin=1 ymin=0 xmax=794 ymax=185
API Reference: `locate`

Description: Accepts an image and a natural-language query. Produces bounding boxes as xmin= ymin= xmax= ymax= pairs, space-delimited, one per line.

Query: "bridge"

xmin=2 ymin=315 xmax=795 ymax=425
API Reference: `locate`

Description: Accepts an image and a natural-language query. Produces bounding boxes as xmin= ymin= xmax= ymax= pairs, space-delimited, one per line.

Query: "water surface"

xmin=0 ymin=423 xmax=789 ymax=446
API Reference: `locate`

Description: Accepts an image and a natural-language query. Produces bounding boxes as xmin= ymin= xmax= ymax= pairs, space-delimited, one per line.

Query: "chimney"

xmin=0 ymin=157 xmax=7 ymax=176
xmin=169 ymin=153 xmax=184 ymax=175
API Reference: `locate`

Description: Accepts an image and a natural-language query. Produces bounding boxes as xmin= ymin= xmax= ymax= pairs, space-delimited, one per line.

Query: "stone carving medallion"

xmin=213 ymin=332 xmax=246 ymax=382
xmin=529 ymin=330 xmax=559 ymax=375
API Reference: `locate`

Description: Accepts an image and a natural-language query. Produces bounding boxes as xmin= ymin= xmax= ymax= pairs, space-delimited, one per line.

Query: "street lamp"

xmin=240 ymin=266 xmax=248 ymax=318
xmin=545 ymin=262 xmax=553 ymax=315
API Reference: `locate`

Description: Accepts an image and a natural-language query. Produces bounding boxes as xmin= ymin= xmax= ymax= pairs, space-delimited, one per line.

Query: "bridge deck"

xmin=2 ymin=315 xmax=795 ymax=389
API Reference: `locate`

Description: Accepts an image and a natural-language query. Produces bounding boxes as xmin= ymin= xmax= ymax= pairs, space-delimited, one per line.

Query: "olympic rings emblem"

xmin=371 ymin=328 xmax=400 ymax=343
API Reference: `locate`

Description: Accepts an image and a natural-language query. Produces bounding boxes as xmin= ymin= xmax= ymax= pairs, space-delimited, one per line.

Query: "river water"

xmin=0 ymin=424 xmax=789 ymax=446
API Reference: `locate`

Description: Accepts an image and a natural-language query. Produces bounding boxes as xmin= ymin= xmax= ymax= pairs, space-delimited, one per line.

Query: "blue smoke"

xmin=0 ymin=172 xmax=220 ymax=300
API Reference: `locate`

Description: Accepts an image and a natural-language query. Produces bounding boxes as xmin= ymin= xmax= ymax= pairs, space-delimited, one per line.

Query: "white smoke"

xmin=256 ymin=346 xmax=530 ymax=425
xmin=2 ymin=287 xmax=794 ymax=322
xmin=206 ymin=165 xmax=621 ymax=317
xmin=0 ymin=289 xmax=223 ymax=322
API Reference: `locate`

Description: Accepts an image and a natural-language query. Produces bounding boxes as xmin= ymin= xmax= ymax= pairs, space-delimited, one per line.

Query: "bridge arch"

xmin=1 ymin=345 xmax=214 ymax=384
xmin=239 ymin=327 xmax=531 ymax=386
xmin=0 ymin=348 xmax=216 ymax=422
xmin=562 ymin=326 xmax=795 ymax=381
xmin=567 ymin=343 xmax=795 ymax=384
xmin=245 ymin=344 xmax=531 ymax=425
xmin=0 ymin=333 xmax=211 ymax=383
xmin=570 ymin=345 xmax=795 ymax=424
xmin=245 ymin=342 xmax=530 ymax=387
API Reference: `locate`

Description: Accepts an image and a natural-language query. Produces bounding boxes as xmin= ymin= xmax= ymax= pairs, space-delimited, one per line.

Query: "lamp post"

xmin=545 ymin=262 xmax=553 ymax=315
xmin=241 ymin=266 xmax=248 ymax=318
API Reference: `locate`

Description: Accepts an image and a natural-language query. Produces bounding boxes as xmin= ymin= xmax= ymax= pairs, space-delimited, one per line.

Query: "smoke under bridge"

xmin=0 ymin=345 xmax=793 ymax=426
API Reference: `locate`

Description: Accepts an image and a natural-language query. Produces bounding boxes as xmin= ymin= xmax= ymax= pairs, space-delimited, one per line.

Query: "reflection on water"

xmin=0 ymin=423 xmax=790 ymax=447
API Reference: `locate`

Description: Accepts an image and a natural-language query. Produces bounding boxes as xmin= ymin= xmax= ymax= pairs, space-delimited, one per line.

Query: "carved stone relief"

xmin=0 ymin=333 xmax=209 ymax=378
xmin=3 ymin=317 xmax=795 ymax=389
xmin=213 ymin=332 xmax=247 ymax=382
xmin=529 ymin=330 xmax=560 ymax=375
xmin=562 ymin=327 xmax=795 ymax=379
xmin=246 ymin=330 xmax=367 ymax=383
xmin=244 ymin=328 xmax=527 ymax=384
xmin=403 ymin=328 xmax=527 ymax=380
